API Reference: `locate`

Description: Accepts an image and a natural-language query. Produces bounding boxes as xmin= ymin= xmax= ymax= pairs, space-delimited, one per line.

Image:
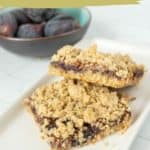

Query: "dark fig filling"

xmin=133 ymin=69 xmax=144 ymax=78
xmin=51 ymin=61 xmax=83 ymax=72
xmin=49 ymin=111 xmax=129 ymax=149
xmin=29 ymin=102 xmax=130 ymax=149
xmin=51 ymin=61 xmax=144 ymax=79
xmin=51 ymin=61 xmax=121 ymax=79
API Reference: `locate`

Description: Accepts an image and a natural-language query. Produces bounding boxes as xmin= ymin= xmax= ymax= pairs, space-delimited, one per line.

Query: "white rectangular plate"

xmin=0 ymin=39 xmax=150 ymax=150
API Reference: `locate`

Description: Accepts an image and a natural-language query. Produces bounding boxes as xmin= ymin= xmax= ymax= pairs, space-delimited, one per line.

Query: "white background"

xmin=0 ymin=0 xmax=150 ymax=149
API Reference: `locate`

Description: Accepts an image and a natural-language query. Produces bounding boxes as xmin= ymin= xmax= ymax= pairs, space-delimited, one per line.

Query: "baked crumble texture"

xmin=24 ymin=79 xmax=132 ymax=150
xmin=49 ymin=45 xmax=144 ymax=88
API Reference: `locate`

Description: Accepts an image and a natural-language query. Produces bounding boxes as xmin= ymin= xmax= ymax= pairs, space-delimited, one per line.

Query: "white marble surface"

xmin=0 ymin=0 xmax=150 ymax=149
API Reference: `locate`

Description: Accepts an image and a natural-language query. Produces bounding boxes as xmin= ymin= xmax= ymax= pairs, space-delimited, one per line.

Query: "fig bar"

xmin=49 ymin=45 xmax=144 ymax=88
xmin=24 ymin=79 xmax=132 ymax=150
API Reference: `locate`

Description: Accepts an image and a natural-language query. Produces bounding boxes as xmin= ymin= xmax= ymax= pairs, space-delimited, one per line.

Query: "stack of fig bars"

xmin=24 ymin=45 xmax=144 ymax=150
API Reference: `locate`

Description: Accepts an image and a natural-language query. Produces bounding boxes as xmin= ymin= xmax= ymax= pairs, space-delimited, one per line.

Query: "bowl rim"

xmin=0 ymin=8 xmax=91 ymax=41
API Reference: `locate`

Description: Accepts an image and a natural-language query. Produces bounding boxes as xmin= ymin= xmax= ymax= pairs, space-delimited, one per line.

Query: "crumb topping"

xmin=25 ymin=79 xmax=132 ymax=149
xmin=51 ymin=45 xmax=144 ymax=79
